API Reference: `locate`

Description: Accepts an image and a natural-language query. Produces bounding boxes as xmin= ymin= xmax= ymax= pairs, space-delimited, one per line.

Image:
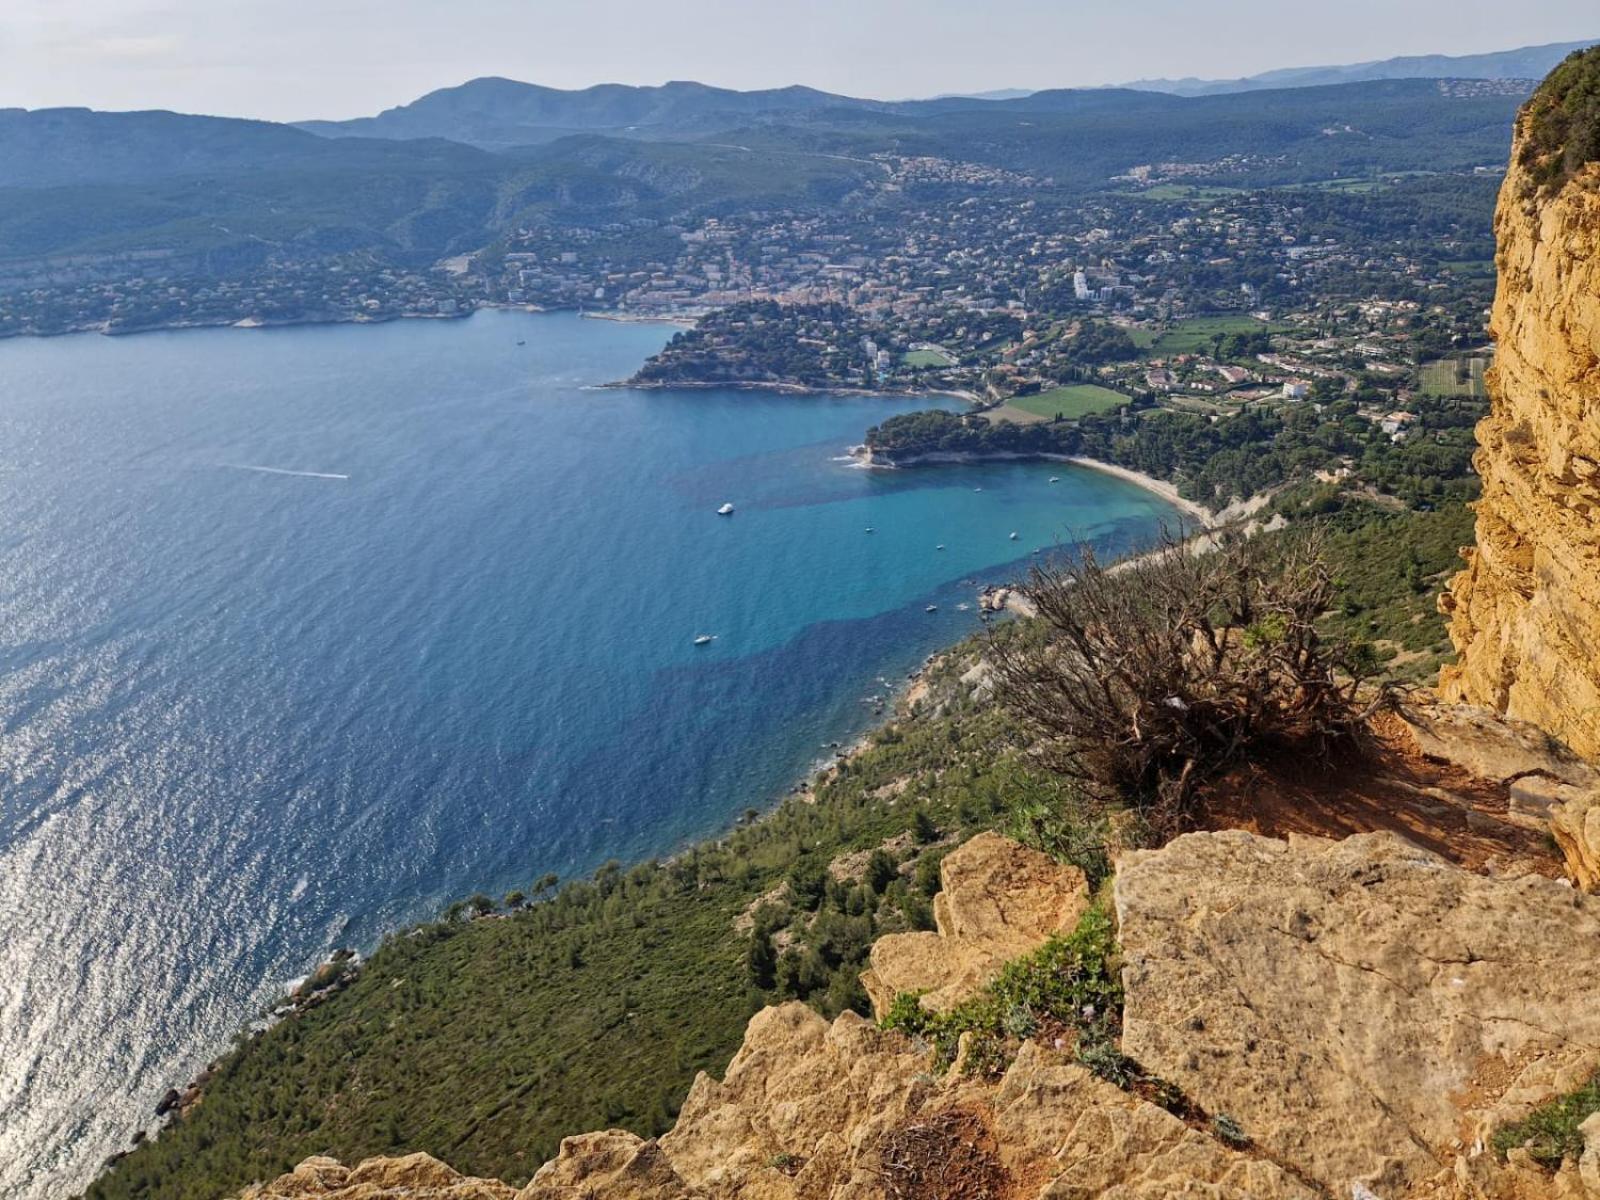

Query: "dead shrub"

xmin=992 ymin=530 xmax=1385 ymax=835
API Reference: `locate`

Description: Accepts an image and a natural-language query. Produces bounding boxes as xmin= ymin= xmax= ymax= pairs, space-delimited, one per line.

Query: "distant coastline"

xmin=0 ymin=301 xmax=554 ymax=343
xmin=852 ymin=445 xmax=1216 ymax=527
xmin=614 ymin=376 xmax=983 ymax=404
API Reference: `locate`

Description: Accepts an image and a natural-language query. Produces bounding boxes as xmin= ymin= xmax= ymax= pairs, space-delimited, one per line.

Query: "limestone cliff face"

xmin=1440 ymin=71 xmax=1600 ymax=758
xmin=235 ymin=830 xmax=1600 ymax=1200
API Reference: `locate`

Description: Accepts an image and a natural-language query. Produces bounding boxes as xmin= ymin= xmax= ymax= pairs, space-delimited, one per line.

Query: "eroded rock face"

xmin=1116 ymin=830 xmax=1600 ymax=1197
xmin=240 ymin=1153 xmax=517 ymax=1199
xmin=1554 ymin=791 xmax=1600 ymax=892
xmin=520 ymin=1130 xmax=694 ymax=1199
xmin=1438 ymin=134 xmax=1600 ymax=758
xmin=519 ymin=1003 xmax=1313 ymax=1200
xmin=233 ymin=836 xmax=1302 ymax=1200
xmin=860 ymin=830 xmax=1089 ymax=1017
xmin=233 ymin=830 xmax=1600 ymax=1200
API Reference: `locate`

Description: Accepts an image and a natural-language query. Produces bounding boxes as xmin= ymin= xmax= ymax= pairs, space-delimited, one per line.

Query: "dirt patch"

xmin=1197 ymin=711 xmax=1564 ymax=878
xmin=874 ymin=1107 xmax=1010 ymax=1200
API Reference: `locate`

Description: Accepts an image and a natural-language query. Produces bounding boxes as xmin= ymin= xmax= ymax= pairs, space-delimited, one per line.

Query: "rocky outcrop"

xmin=240 ymin=1153 xmax=516 ymax=1199
xmin=1554 ymin=791 xmax=1600 ymax=891
xmin=1439 ymin=53 xmax=1600 ymax=761
xmin=232 ymin=835 xmax=1312 ymax=1200
xmin=234 ymin=828 xmax=1600 ymax=1200
xmin=1399 ymin=700 xmax=1600 ymax=888
xmin=522 ymin=1002 xmax=1315 ymax=1200
xmin=1117 ymin=830 xmax=1600 ymax=1198
xmin=859 ymin=831 xmax=1089 ymax=1017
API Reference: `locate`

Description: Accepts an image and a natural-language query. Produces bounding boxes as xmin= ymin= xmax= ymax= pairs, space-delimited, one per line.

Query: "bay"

xmin=0 ymin=309 xmax=1177 ymax=1197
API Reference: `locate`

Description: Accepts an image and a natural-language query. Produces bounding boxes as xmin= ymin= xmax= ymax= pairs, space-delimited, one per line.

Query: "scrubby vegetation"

xmin=1492 ymin=1067 xmax=1600 ymax=1167
xmin=1300 ymin=499 xmax=1475 ymax=680
xmin=86 ymin=497 xmax=1465 ymax=1200
xmin=879 ymin=904 xmax=1124 ymax=1078
xmin=993 ymin=532 xmax=1385 ymax=831
xmin=867 ymin=391 xmax=1485 ymax=512
xmin=1518 ymin=44 xmax=1600 ymax=193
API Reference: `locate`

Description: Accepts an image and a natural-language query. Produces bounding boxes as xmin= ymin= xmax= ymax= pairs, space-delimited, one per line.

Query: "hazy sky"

xmin=1 ymin=0 xmax=1595 ymax=121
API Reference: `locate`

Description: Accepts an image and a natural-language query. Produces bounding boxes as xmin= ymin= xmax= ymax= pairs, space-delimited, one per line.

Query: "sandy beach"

xmin=1060 ymin=456 xmax=1216 ymax=527
xmin=852 ymin=446 xmax=1216 ymax=528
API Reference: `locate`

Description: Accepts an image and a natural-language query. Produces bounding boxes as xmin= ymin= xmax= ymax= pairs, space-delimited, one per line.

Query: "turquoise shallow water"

xmin=0 ymin=309 xmax=1178 ymax=1197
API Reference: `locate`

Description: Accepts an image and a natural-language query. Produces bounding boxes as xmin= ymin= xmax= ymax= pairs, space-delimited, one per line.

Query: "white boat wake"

xmin=223 ymin=464 xmax=350 ymax=481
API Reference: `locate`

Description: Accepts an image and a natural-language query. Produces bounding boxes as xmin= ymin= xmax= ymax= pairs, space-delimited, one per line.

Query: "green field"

xmin=1148 ymin=316 xmax=1287 ymax=357
xmin=902 ymin=347 xmax=955 ymax=369
xmin=1127 ymin=184 xmax=1243 ymax=201
xmin=1000 ymin=384 xmax=1129 ymax=422
xmin=1420 ymin=357 xmax=1489 ymax=399
xmin=1443 ymin=260 xmax=1496 ymax=279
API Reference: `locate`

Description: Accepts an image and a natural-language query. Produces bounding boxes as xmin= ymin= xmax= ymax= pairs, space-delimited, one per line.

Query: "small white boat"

xmin=925 ymin=604 xmax=939 ymax=613
xmin=693 ymin=634 xmax=716 ymax=646
xmin=864 ymin=527 xmax=875 ymax=534
xmin=973 ymin=487 xmax=983 ymax=492
xmin=936 ymin=544 xmax=946 ymax=551
xmin=1009 ymin=531 xmax=1019 ymax=540
xmin=1049 ymin=476 xmax=1059 ymax=483
xmin=716 ymin=503 xmax=735 ymax=516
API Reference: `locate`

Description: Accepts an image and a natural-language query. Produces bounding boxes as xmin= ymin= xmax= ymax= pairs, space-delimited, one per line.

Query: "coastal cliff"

xmin=228 ymin=829 xmax=1600 ymax=1200
xmin=1440 ymin=47 xmax=1600 ymax=760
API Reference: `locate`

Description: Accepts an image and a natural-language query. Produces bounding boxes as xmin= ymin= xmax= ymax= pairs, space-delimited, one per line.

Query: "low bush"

xmin=993 ymin=532 xmax=1386 ymax=834
xmin=1492 ymin=1069 xmax=1600 ymax=1167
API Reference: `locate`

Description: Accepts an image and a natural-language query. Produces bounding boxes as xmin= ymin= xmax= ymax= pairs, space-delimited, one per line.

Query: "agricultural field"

xmin=1147 ymin=316 xmax=1288 ymax=357
xmin=996 ymin=383 xmax=1129 ymax=423
xmin=1420 ymin=356 xmax=1489 ymax=399
xmin=1127 ymin=184 xmax=1244 ymax=201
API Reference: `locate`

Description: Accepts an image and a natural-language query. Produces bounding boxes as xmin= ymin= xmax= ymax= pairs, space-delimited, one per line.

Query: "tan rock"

xmin=990 ymin=1042 xmax=1315 ymax=1199
xmin=518 ymin=1131 xmax=695 ymax=1199
xmin=229 ymin=828 xmax=1600 ymax=1200
xmin=1115 ymin=830 xmax=1600 ymax=1197
xmin=1401 ymin=700 xmax=1600 ymax=791
xmin=1438 ymin=138 xmax=1600 ymax=761
xmin=1580 ymin=1110 xmax=1600 ymax=1195
xmin=240 ymin=1152 xmax=516 ymax=1199
xmin=860 ymin=830 xmax=1088 ymax=1017
xmin=658 ymin=1001 xmax=937 ymax=1198
xmin=1553 ymin=790 xmax=1600 ymax=892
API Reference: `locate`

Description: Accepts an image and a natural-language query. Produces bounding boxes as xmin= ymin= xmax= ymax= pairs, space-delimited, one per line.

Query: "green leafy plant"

xmin=879 ymin=904 xmax=1123 ymax=1076
xmin=1491 ymin=1069 xmax=1600 ymax=1167
xmin=1518 ymin=45 xmax=1600 ymax=194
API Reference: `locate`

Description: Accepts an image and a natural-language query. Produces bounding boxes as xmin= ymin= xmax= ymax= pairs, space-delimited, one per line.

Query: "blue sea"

xmin=0 ymin=309 xmax=1178 ymax=1198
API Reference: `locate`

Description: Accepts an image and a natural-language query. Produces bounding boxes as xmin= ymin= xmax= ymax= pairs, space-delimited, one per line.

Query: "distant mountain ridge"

xmin=0 ymin=76 xmax=1528 ymax=280
xmin=1123 ymin=37 xmax=1597 ymax=96
xmin=0 ymin=106 xmax=496 ymax=189
xmin=287 ymin=37 xmax=1595 ymax=149
xmin=293 ymin=78 xmax=899 ymax=149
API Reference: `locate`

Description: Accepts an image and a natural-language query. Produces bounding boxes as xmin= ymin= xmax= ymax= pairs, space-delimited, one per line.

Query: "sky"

xmin=0 ymin=0 xmax=1595 ymax=122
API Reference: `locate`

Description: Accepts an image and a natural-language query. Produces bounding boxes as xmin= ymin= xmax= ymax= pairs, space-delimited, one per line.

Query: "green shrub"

xmin=1519 ymin=45 xmax=1600 ymax=194
xmin=879 ymin=904 xmax=1123 ymax=1075
xmin=1491 ymin=1069 xmax=1600 ymax=1167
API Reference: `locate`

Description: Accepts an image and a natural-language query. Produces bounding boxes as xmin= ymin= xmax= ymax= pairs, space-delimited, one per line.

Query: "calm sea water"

xmin=0 ymin=309 xmax=1177 ymax=1198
